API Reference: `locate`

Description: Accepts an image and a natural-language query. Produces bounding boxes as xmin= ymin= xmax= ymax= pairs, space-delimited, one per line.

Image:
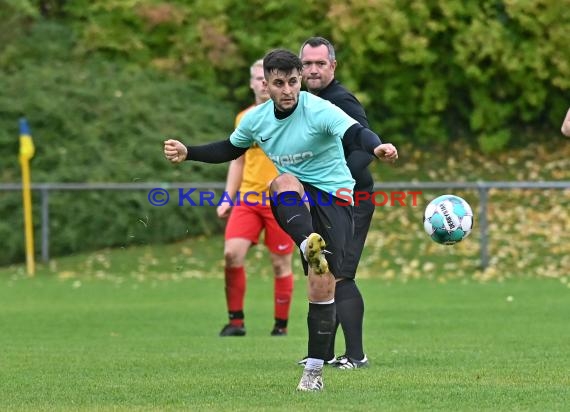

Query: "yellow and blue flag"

xmin=19 ymin=118 xmax=35 ymax=161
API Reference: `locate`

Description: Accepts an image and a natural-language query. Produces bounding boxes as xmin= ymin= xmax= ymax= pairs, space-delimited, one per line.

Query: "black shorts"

xmin=340 ymin=194 xmax=375 ymax=278
xmin=300 ymin=183 xmax=354 ymax=278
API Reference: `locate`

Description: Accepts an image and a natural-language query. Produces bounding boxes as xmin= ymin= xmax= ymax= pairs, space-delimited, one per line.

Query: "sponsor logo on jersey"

xmin=269 ymin=151 xmax=313 ymax=166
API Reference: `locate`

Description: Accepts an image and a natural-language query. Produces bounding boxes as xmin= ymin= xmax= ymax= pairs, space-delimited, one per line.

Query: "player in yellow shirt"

xmin=217 ymin=59 xmax=295 ymax=337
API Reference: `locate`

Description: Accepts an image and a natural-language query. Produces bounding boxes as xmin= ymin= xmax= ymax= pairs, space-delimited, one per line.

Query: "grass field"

xmin=1 ymin=237 xmax=569 ymax=411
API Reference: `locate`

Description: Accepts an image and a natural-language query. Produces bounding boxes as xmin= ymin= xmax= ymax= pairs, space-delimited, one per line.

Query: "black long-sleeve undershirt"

xmin=343 ymin=123 xmax=382 ymax=155
xmin=185 ymin=139 xmax=247 ymax=163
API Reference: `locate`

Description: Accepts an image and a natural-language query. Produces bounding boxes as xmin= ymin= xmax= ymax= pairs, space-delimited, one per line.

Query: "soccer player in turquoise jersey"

xmin=164 ymin=48 xmax=398 ymax=391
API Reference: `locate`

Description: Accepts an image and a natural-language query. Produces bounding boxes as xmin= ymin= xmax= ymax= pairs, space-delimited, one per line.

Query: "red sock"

xmin=225 ymin=267 xmax=246 ymax=327
xmin=274 ymin=274 xmax=293 ymax=324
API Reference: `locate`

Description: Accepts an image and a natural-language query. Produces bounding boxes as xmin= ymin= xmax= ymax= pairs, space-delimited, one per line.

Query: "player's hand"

xmin=217 ymin=203 xmax=232 ymax=219
xmin=164 ymin=139 xmax=188 ymax=164
xmin=374 ymin=143 xmax=398 ymax=163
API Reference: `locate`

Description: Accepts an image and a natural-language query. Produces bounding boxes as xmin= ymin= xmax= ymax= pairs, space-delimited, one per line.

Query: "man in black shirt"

xmin=298 ymin=36 xmax=378 ymax=369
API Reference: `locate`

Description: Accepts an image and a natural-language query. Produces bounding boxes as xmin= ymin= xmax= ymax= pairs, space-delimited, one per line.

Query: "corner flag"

xmin=19 ymin=118 xmax=35 ymax=276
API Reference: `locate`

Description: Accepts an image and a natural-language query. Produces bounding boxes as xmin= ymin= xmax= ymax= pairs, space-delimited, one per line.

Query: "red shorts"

xmin=225 ymin=203 xmax=295 ymax=255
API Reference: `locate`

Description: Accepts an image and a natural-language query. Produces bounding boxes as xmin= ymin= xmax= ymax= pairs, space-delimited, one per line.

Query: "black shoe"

xmin=332 ymin=354 xmax=369 ymax=369
xmin=270 ymin=327 xmax=287 ymax=336
xmin=219 ymin=323 xmax=246 ymax=337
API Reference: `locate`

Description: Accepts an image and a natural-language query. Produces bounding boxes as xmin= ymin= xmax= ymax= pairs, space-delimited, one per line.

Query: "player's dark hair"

xmin=263 ymin=49 xmax=303 ymax=78
xmin=299 ymin=36 xmax=336 ymax=61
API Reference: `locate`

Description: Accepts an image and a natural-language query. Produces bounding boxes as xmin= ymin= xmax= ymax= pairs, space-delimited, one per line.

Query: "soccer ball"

xmin=423 ymin=195 xmax=474 ymax=245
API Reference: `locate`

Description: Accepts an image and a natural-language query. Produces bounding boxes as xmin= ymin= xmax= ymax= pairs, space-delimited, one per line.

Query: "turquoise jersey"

xmin=230 ymin=91 xmax=357 ymax=200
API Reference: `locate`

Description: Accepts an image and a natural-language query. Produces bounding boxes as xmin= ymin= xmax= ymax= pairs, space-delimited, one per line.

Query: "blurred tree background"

xmin=0 ymin=0 xmax=569 ymax=264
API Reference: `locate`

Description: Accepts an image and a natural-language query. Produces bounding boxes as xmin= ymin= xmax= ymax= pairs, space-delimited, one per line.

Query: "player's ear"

xmin=330 ymin=59 xmax=337 ymax=71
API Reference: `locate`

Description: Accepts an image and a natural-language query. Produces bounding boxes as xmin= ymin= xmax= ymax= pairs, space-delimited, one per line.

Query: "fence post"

xmin=41 ymin=186 xmax=49 ymax=262
xmin=478 ymin=186 xmax=489 ymax=270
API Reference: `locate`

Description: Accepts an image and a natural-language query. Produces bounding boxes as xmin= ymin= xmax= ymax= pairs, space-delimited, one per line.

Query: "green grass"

xmin=1 ymin=238 xmax=569 ymax=411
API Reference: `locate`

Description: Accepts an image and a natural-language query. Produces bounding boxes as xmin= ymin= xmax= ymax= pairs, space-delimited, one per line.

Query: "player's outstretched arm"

xmin=343 ymin=124 xmax=398 ymax=163
xmin=343 ymin=123 xmax=398 ymax=162
xmin=562 ymin=108 xmax=570 ymax=137
xmin=164 ymin=138 xmax=248 ymax=164
xmin=164 ymin=139 xmax=188 ymax=163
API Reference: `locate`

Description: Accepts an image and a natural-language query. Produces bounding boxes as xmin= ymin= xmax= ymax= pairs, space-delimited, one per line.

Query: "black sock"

xmin=229 ymin=310 xmax=244 ymax=320
xmin=270 ymin=191 xmax=313 ymax=246
xmin=335 ymin=279 xmax=365 ymax=360
xmin=307 ymin=302 xmax=336 ymax=360
xmin=274 ymin=318 xmax=288 ymax=329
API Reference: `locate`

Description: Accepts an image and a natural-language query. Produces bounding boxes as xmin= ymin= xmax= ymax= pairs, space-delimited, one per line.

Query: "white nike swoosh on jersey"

xmin=277 ymin=244 xmax=289 ymax=251
xmin=286 ymin=214 xmax=301 ymax=224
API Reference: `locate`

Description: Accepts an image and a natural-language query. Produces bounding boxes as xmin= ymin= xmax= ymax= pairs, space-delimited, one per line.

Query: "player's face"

xmin=264 ymin=69 xmax=302 ymax=112
xmin=300 ymin=44 xmax=336 ymax=93
xmin=250 ymin=65 xmax=269 ymax=104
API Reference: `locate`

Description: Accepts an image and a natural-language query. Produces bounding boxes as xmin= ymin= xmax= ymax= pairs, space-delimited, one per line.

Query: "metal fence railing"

xmin=2 ymin=181 xmax=570 ymax=269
